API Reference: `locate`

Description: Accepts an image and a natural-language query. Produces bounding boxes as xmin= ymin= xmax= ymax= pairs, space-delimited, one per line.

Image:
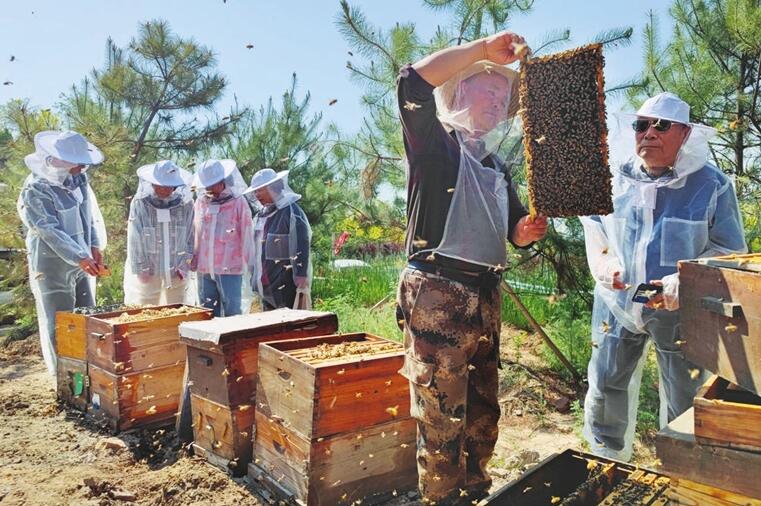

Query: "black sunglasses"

xmin=632 ymin=118 xmax=674 ymax=133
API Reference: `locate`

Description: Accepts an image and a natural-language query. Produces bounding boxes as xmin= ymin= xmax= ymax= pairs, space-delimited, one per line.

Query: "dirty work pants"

xmin=583 ymin=302 xmax=705 ymax=461
xmin=397 ymin=267 xmax=501 ymax=505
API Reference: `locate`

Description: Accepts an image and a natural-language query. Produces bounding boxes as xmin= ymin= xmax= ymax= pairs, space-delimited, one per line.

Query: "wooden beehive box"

xmin=656 ymin=407 xmax=761 ymax=500
xmin=250 ymin=332 xmax=417 ymax=505
xmin=694 ymin=374 xmax=761 ymax=452
xmin=56 ymin=312 xmax=88 ymax=360
xmin=78 ymin=304 xmax=212 ymax=432
xmin=179 ymin=309 xmax=338 ymax=475
xmin=88 ymin=361 xmax=185 ymax=431
xmin=57 ymin=356 xmax=88 ymax=411
xmin=86 ymin=304 xmax=211 ymax=374
xmin=486 ymin=449 xmax=671 ymax=505
xmin=55 ymin=304 xmax=143 ymax=360
xmin=679 ymin=254 xmax=761 ymax=395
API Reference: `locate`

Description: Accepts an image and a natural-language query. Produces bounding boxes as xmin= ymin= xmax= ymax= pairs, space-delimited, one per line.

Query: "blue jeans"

xmin=198 ymin=273 xmax=242 ymax=317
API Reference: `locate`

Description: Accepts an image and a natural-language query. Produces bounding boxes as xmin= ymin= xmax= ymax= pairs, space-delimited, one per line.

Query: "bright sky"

xmin=0 ymin=0 xmax=672 ymax=135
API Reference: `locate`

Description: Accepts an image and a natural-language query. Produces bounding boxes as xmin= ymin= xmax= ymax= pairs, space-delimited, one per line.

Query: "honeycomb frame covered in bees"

xmin=519 ymin=43 xmax=613 ymax=218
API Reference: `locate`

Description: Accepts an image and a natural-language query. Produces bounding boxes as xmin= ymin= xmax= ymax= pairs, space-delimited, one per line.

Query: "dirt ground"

xmin=0 ymin=326 xmax=658 ymax=505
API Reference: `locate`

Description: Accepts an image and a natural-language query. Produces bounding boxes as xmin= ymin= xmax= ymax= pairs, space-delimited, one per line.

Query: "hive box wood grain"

xmin=656 ymin=407 xmax=761 ymax=500
xmin=180 ymin=309 xmax=338 ymax=475
xmin=694 ymin=374 xmax=761 ymax=452
xmin=251 ymin=332 xmax=417 ymax=505
xmin=56 ymin=356 xmax=88 ymax=411
xmin=679 ymin=255 xmax=761 ymax=395
xmin=86 ymin=304 xmax=212 ymax=374
xmin=87 ymin=362 xmax=184 ymax=431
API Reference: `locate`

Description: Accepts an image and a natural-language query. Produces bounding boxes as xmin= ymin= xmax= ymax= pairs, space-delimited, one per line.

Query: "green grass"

xmin=312 ymin=257 xmax=402 ymax=308
xmin=314 ymin=295 xmax=402 ymax=342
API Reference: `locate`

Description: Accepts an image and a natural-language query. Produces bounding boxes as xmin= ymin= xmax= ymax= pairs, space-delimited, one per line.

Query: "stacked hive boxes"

xmin=656 ymin=253 xmax=761 ymax=502
xmin=55 ymin=304 xmax=212 ymax=431
xmin=178 ymin=309 xmax=338 ymax=476
xmin=250 ymin=332 xmax=418 ymax=505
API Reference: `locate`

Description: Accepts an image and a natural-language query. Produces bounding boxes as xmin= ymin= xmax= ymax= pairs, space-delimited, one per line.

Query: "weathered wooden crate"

xmin=485 ymin=449 xmax=670 ymax=505
xmin=250 ymin=332 xmax=417 ymax=505
xmin=189 ymin=394 xmax=255 ymax=475
xmin=694 ymin=374 xmax=761 ymax=452
xmin=55 ymin=304 xmax=153 ymax=361
xmin=667 ymin=477 xmax=761 ymax=506
xmin=87 ymin=362 xmax=185 ymax=432
xmin=86 ymin=304 xmax=212 ymax=374
xmin=657 ymin=407 xmax=761 ymax=500
xmin=179 ymin=309 xmax=338 ymax=475
xmin=679 ymin=254 xmax=761 ymax=395
xmin=56 ymin=356 xmax=88 ymax=411
xmin=55 ymin=312 xmax=88 ymax=360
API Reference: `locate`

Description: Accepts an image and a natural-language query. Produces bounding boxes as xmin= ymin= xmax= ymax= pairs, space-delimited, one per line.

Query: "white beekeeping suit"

xmin=124 ymin=160 xmax=194 ymax=305
xmin=245 ymin=168 xmax=312 ymax=310
xmin=581 ymin=92 xmax=747 ymax=461
xmin=17 ymin=131 xmax=107 ymax=377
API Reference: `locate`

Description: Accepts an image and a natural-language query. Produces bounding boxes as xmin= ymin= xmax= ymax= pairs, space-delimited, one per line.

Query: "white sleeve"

xmin=581 ymin=216 xmax=624 ymax=290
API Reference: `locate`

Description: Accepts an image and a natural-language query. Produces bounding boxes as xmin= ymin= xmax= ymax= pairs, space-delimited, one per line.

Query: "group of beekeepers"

xmin=18 ymin=131 xmax=312 ymax=379
xmin=16 ymin=28 xmax=750 ymax=506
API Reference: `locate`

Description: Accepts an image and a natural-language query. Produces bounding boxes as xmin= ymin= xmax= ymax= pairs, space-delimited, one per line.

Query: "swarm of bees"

xmin=519 ymin=43 xmax=613 ymax=218
xmin=304 ymin=341 xmax=400 ymax=362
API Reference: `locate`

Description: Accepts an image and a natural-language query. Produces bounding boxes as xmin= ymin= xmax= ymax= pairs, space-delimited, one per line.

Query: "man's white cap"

xmin=194 ymin=159 xmax=237 ymax=189
xmin=137 ymin=160 xmax=191 ymax=187
xmin=635 ymin=92 xmax=690 ymax=124
xmin=34 ymin=130 xmax=104 ymax=164
xmin=243 ymin=167 xmax=289 ymax=194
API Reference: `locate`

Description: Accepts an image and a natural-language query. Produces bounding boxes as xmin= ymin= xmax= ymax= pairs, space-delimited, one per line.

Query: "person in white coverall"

xmin=581 ymin=92 xmax=747 ymax=461
xmin=18 ymin=130 xmax=107 ymax=377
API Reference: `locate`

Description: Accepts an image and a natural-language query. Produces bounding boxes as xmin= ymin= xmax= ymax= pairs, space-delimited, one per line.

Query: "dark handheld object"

xmin=632 ymin=283 xmax=663 ymax=304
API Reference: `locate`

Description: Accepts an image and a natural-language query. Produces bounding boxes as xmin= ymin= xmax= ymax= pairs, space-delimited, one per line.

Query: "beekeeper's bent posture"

xmin=124 ymin=160 xmax=194 ymax=305
xmin=192 ymin=159 xmax=254 ymax=317
xmin=581 ymin=92 xmax=747 ymax=462
xmin=246 ymin=168 xmax=312 ymax=310
xmin=396 ymin=32 xmax=548 ymax=504
xmin=18 ymin=130 xmax=107 ymax=376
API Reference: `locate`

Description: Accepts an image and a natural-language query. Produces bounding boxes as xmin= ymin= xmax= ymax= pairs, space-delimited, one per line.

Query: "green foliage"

xmin=542 ymin=295 xmax=593 ymax=376
xmin=313 ymin=257 xmax=402 ymax=308
xmin=1 ymin=312 xmax=36 ymax=347
xmin=315 ymin=296 xmax=402 ymax=342
xmin=217 ymin=74 xmax=364 ymax=260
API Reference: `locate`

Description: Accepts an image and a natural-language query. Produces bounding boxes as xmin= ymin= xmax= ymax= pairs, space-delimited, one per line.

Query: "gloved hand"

xmin=646 ymin=274 xmax=679 ymax=311
xmin=597 ymin=257 xmax=627 ymax=291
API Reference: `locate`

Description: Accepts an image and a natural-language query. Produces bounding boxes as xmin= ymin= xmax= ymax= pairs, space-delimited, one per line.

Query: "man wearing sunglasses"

xmin=580 ymin=92 xmax=747 ymax=462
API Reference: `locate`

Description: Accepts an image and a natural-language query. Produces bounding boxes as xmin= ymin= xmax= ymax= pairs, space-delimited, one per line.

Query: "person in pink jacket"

xmin=191 ymin=159 xmax=254 ymax=316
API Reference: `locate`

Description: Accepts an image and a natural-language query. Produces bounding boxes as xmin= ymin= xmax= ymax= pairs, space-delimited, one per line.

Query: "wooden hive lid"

xmin=179 ymin=309 xmax=337 ymax=345
xmin=688 ymin=253 xmax=761 ymax=273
